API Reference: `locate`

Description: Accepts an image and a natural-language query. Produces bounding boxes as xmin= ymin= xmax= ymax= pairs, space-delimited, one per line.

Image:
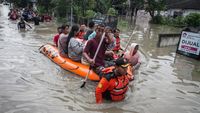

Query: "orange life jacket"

xmin=102 ymin=67 xmax=129 ymax=101
xmin=110 ymin=75 xmax=129 ymax=101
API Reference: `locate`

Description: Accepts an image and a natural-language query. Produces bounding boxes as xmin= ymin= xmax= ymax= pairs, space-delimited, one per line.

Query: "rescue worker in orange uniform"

xmin=95 ymin=57 xmax=131 ymax=104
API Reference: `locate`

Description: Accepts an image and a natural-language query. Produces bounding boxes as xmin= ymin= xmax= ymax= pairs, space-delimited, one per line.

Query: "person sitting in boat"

xmin=124 ymin=43 xmax=141 ymax=70
xmin=68 ymin=24 xmax=85 ymax=62
xmin=58 ymin=24 xmax=70 ymax=58
xmin=87 ymin=24 xmax=105 ymax=40
xmin=84 ymin=21 xmax=95 ymax=40
xmin=104 ymin=26 xmax=116 ymax=65
xmin=95 ymin=57 xmax=131 ymax=104
xmin=53 ymin=26 xmax=62 ymax=47
xmin=76 ymin=24 xmax=86 ymax=40
xmin=112 ymin=28 xmax=121 ymax=53
xmin=17 ymin=17 xmax=32 ymax=30
xmin=82 ymin=25 xmax=115 ymax=76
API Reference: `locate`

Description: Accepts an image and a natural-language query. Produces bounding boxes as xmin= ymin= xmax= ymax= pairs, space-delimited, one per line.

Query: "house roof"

xmin=166 ymin=0 xmax=200 ymax=10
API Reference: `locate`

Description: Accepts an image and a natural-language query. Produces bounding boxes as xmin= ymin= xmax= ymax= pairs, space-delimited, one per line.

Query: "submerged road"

xmin=0 ymin=4 xmax=200 ymax=113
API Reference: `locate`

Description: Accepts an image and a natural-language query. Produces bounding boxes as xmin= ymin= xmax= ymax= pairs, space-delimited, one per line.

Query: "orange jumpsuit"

xmin=95 ymin=72 xmax=130 ymax=103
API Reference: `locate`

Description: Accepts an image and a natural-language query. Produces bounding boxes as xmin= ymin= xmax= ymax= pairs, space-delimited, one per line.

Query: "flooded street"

xmin=0 ymin=4 xmax=200 ymax=113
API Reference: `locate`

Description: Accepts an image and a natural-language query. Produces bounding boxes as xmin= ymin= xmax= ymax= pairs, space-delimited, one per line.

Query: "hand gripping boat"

xmin=39 ymin=44 xmax=133 ymax=81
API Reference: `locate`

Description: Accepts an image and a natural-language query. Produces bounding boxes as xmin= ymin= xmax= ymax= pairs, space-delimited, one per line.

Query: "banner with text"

xmin=177 ymin=31 xmax=200 ymax=59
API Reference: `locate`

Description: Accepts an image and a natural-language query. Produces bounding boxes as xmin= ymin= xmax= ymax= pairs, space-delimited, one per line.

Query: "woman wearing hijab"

xmin=124 ymin=43 xmax=141 ymax=70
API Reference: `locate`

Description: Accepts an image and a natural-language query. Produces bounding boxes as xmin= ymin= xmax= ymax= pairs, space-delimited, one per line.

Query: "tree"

xmin=112 ymin=0 xmax=127 ymax=15
xmin=107 ymin=8 xmax=117 ymax=16
xmin=37 ymin=0 xmax=53 ymax=13
xmin=145 ymin=0 xmax=166 ymax=20
xmin=184 ymin=13 xmax=200 ymax=27
xmin=9 ymin=0 xmax=29 ymax=8
xmin=129 ymin=0 xmax=144 ymax=24
xmin=51 ymin=0 xmax=70 ymax=18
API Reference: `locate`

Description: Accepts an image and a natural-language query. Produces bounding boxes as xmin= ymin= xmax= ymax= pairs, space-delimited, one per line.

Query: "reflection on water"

xmin=0 ymin=4 xmax=200 ymax=113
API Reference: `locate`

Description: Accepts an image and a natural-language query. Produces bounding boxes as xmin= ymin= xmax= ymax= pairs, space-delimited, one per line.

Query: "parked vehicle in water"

xmin=92 ymin=14 xmax=118 ymax=29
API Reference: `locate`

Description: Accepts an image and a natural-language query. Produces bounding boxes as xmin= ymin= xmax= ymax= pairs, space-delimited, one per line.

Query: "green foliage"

xmin=96 ymin=0 xmax=112 ymax=14
xmin=85 ymin=10 xmax=96 ymax=19
xmin=37 ymin=0 xmax=53 ymax=13
xmin=112 ymin=0 xmax=127 ymax=8
xmin=57 ymin=17 xmax=68 ymax=24
xmin=107 ymin=8 xmax=117 ymax=16
xmin=159 ymin=13 xmax=200 ymax=28
xmin=37 ymin=5 xmax=46 ymax=14
xmin=145 ymin=0 xmax=166 ymax=19
xmin=117 ymin=19 xmax=128 ymax=31
xmin=10 ymin=0 xmax=28 ymax=8
xmin=173 ymin=16 xmax=185 ymax=27
xmin=87 ymin=0 xmax=96 ymax=9
xmin=130 ymin=0 xmax=144 ymax=9
xmin=51 ymin=0 xmax=70 ymax=18
xmin=150 ymin=15 xmax=163 ymax=24
xmin=184 ymin=13 xmax=200 ymax=27
xmin=73 ymin=5 xmax=82 ymax=17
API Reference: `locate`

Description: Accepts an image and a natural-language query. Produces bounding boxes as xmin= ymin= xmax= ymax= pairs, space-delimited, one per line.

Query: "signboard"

xmin=177 ymin=31 xmax=200 ymax=59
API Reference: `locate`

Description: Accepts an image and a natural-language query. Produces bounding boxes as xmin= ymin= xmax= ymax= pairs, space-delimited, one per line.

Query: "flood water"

xmin=0 ymin=4 xmax=200 ymax=113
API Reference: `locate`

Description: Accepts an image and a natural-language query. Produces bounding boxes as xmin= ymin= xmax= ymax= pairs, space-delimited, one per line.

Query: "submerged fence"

xmin=157 ymin=34 xmax=181 ymax=47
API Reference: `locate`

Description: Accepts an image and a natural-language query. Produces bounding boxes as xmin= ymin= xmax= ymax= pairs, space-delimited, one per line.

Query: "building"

xmin=166 ymin=0 xmax=200 ymax=17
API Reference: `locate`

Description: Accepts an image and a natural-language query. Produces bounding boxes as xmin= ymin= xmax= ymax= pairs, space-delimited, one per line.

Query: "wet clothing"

xmin=68 ymin=38 xmax=84 ymax=61
xmin=33 ymin=16 xmax=40 ymax=25
xmin=17 ymin=21 xmax=26 ymax=29
xmin=58 ymin=33 xmax=68 ymax=57
xmin=95 ymin=67 xmax=130 ymax=103
xmin=113 ymin=36 xmax=120 ymax=51
xmin=83 ymin=36 xmax=109 ymax=67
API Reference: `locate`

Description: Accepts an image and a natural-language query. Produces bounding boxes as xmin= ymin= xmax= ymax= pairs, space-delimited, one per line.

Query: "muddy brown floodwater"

xmin=0 ymin=4 xmax=200 ymax=113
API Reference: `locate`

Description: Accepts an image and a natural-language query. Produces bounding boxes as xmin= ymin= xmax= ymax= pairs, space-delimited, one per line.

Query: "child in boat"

xmin=112 ymin=28 xmax=121 ymax=53
xmin=76 ymin=24 xmax=86 ymax=40
xmin=53 ymin=26 xmax=62 ymax=47
xmin=58 ymin=24 xmax=70 ymax=58
xmin=84 ymin=21 xmax=95 ymax=40
xmin=124 ymin=43 xmax=141 ymax=70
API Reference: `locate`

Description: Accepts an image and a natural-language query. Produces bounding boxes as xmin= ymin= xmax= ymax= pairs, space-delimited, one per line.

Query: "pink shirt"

xmin=124 ymin=51 xmax=140 ymax=66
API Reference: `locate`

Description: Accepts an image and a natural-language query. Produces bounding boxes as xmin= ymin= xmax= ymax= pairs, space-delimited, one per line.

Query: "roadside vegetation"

xmin=6 ymin=0 xmax=200 ymax=28
xmin=152 ymin=13 xmax=200 ymax=28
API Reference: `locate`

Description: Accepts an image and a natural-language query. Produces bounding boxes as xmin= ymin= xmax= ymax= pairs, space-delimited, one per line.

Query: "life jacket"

xmin=113 ymin=36 xmax=120 ymax=51
xmin=110 ymin=75 xmax=129 ymax=101
xmin=102 ymin=67 xmax=129 ymax=101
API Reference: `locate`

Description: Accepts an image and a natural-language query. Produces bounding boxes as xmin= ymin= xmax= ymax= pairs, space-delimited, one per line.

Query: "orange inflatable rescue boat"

xmin=39 ymin=44 xmax=133 ymax=81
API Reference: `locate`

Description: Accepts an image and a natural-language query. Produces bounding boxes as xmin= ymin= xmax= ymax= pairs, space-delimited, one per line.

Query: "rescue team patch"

xmin=98 ymin=83 xmax=102 ymax=88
